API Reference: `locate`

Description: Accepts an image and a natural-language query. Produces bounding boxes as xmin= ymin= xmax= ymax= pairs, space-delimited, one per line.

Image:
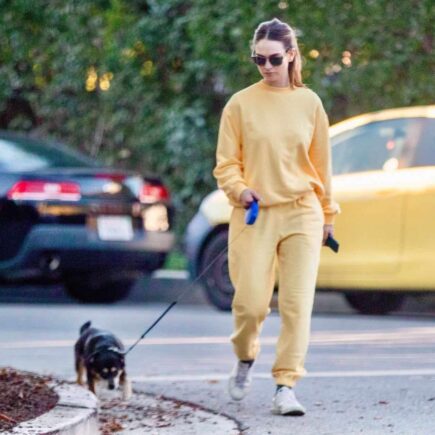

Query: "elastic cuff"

xmin=232 ymin=183 xmax=249 ymax=204
xmin=273 ymin=369 xmax=305 ymax=387
xmin=323 ymin=213 xmax=336 ymax=225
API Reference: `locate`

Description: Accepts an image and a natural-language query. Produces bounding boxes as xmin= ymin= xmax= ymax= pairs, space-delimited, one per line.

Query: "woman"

xmin=213 ymin=18 xmax=340 ymax=416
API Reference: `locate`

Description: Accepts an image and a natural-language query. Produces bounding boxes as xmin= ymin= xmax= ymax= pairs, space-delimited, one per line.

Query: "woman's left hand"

xmin=322 ymin=224 xmax=334 ymax=245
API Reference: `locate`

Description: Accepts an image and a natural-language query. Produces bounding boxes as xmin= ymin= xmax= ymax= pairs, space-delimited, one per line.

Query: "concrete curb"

xmin=5 ymin=378 xmax=242 ymax=435
xmin=6 ymin=381 xmax=98 ymax=435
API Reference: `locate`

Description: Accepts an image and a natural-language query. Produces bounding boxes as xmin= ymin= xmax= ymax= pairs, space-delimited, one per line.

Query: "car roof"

xmin=329 ymin=105 xmax=435 ymax=138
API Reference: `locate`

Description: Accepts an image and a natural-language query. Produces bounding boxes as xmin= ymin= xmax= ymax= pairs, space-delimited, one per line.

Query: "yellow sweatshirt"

xmin=213 ymin=79 xmax=340 ymax=225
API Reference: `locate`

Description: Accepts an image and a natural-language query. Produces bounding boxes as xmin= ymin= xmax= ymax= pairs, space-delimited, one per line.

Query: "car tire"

xmin=63 ymin=272 xmax=135 ymax=303
xmin=200 ymin=230 xmax=234 ymax=311
xmin=343 ymin=292 xmax=405 ymax=315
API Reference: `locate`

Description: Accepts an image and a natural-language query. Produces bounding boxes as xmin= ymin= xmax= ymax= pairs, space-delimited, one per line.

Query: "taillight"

xmin=7 ymin=181 xmax=81 ymax=201
xmin=140 ymin=183 xmax=170 ymax=203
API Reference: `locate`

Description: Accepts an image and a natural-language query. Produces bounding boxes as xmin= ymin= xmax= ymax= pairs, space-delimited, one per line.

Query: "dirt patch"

xmin=98 ymin=395 xmax=187 ymax=434
xmin=97 ymin=391 xmax=241 ymax=434
xmin=0 ymin=367 xmax=59 ymax=432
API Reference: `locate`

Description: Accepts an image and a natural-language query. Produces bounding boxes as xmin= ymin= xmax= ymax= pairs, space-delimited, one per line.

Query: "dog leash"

xmin=123 ymin=200 xmax=259 ymax=356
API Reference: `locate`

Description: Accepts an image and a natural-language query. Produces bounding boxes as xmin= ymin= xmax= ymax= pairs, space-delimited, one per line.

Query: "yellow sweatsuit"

xmin=213 ymin=79 xmax=339 ymax=224
xmin=213 ymin=79 xmax=339 ymax=387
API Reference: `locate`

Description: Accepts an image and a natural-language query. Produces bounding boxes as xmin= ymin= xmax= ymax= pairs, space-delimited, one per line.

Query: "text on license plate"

xmin=96 ymin=216 xmax=134 ymax=241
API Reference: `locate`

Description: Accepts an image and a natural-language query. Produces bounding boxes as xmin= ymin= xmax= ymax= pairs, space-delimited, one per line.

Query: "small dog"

xmin=74 ymin=321 xmax=131 ymax=400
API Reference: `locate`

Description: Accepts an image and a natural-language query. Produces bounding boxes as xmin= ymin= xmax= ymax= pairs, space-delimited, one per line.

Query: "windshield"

xmin=331 ymin=117 xmax=434 ymax=175
xmin=0 ymin=135 xmax=96 ymax=172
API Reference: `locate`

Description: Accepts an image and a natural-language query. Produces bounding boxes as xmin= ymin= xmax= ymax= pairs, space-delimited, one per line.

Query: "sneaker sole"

xmin=228 ymin=381 xmax=249 ymax=401
xmin=272 ymin=407 xmax=305 ymax=416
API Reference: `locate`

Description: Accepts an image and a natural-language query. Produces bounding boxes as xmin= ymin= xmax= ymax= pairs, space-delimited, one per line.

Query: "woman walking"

xmin=213 ymin=18 xmax=340 ymax=416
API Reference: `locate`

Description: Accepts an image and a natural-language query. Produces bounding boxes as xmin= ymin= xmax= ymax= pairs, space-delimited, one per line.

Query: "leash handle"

xmin=245 ymin=199 xmax=259 ymax=225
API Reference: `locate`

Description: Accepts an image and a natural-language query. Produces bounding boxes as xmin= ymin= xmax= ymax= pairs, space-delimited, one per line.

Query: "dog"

xmin=74 ymin=321 xmax=131 ymax=400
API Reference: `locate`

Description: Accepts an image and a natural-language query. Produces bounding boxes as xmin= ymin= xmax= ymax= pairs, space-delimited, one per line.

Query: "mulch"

xmin=0 ymin=367 xmax=59 ymax=432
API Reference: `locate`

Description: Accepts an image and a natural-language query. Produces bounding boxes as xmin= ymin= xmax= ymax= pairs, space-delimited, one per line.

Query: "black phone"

xmin=324 ymin=234 xmax=339 ymax=253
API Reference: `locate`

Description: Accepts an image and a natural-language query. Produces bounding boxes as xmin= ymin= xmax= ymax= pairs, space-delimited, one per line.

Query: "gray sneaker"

xmin=228 ymin=360 xmax=254 ymax=400
xmin=272 ymin=386 xmax=306 ymax=416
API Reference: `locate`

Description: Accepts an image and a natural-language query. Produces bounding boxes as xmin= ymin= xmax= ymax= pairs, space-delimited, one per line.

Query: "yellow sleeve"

xmin=309 ymin=100 xmax=340 ymax=225
xmin=212 ymin=101 xmax=248 ymax=205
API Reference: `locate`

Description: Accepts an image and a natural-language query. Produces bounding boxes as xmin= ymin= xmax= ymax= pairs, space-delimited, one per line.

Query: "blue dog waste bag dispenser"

xmin=245 ymin=200 xmax=259 ymax=225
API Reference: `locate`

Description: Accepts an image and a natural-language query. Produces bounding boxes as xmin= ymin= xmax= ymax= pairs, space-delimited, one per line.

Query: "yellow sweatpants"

xmin=228 ymin=191 xmax=324 ymax=387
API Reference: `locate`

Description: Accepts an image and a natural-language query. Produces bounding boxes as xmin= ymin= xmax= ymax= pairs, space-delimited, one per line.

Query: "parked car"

xmin=0 ymin=131 xmax=175 ymax=302
xmin=184 ymin=105 xmax=435 ymax=314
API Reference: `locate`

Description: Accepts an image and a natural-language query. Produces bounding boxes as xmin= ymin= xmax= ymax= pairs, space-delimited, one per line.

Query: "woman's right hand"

xmin=239 ymin=188 xmax=262 ymax=209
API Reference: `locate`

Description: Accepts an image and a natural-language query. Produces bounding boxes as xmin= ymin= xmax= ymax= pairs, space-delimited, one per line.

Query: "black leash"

xmin=123 ymin=197 xmax=334 ymax=356
xmin=123 ymin=224 xmax=249 ymax=356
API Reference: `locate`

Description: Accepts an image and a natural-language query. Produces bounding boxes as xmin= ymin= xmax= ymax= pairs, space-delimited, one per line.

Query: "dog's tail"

xmin=80 ymin=321 xmax=92 ymax=335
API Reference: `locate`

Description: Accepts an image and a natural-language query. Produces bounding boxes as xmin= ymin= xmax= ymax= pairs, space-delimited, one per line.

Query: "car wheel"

xmin=200 ymin=230 xmax=234 ymax=311
xmin=343 ymin=292 xmax=405 ymax=315
xmin=63 ymin=272 xmax=135 ymax=303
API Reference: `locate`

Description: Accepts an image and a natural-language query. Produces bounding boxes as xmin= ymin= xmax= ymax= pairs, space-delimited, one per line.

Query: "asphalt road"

xmin=1 ymin=276 xmax=435 ymax=434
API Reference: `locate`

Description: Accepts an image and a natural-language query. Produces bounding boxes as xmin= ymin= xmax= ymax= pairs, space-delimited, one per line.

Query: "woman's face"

xmin=253 ymin=39 xmax=295 ymax=86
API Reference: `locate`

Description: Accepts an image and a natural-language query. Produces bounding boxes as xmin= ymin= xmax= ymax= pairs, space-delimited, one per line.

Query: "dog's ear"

xmin=80 ymin=321 xmax=92 ymax=335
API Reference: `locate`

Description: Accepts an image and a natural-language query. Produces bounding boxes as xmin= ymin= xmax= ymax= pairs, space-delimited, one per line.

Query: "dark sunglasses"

xmin=251 ymin=53 xmax=286 ymax=66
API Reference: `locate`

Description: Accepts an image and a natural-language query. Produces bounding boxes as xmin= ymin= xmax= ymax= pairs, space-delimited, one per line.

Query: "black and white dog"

xmin=74 ymin=321 xmax=131 ymax=400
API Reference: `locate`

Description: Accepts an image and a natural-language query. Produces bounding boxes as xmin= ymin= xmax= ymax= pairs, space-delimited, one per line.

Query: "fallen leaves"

xmin=0 ymin=367 xmax=58 ymax=432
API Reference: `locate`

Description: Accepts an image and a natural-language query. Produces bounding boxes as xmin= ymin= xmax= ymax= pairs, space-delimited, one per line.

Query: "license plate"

xmin=97 ymin=216 xmax=134 ymax=241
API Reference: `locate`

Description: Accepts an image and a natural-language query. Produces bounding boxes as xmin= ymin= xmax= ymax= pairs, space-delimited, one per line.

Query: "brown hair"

xmin=251 ymin=18 xmax=305 ymax=89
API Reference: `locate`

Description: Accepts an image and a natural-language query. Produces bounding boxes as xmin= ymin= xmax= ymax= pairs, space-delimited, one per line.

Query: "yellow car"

xmin=184 ymin=105 xmax=435 ymax=314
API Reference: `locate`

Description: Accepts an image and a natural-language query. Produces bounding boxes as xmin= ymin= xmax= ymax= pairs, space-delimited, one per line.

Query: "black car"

xmin=0 ymin=131 xmax=175 ymax=302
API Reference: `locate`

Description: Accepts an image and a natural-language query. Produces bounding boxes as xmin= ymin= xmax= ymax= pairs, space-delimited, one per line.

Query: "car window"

xmin=0 ymin=136 xmax=95 ymax=172
xmin=408 ymin=118 xmax=435 ymax=167
xmin=331 ymin=117 xmax=428 ymax=175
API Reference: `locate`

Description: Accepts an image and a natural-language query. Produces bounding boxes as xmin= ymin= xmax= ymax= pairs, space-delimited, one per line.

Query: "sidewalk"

xmin=4 ymin=375 xmax=241 ymax=434
xmin=98 ymin=389 xmax=240 ymax=434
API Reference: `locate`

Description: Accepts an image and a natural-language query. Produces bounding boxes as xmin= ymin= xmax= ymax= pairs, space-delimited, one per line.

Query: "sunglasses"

xmin=251 ymin=52 xmax=287 ymax=67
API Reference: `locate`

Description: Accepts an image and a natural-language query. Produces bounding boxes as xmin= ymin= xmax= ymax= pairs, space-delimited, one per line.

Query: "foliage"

xmin=0 ymin=0 xmax=433 ymax=239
